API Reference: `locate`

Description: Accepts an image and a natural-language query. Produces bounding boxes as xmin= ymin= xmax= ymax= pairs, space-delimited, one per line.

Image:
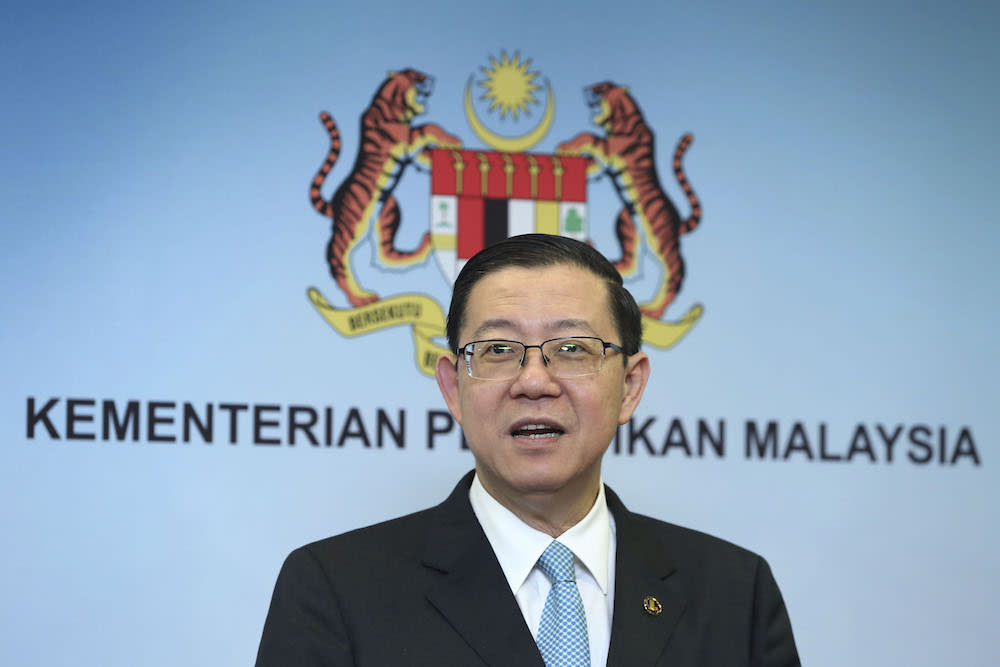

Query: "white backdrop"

xmin=2 ymin=1 xmax=997 ymax=665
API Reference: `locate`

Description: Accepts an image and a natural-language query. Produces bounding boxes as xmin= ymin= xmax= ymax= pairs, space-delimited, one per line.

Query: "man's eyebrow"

xmin=550 ymin=319 xmax=597 ymax=334
xmin=470 ymin=318 xmax=517 ymax=339
xmin=469 ymin=318 xmax=597 ymax=339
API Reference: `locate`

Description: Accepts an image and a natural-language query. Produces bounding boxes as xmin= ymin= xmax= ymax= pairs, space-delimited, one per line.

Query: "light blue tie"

xmin=535 ymin=540 xmax=591 ymax=667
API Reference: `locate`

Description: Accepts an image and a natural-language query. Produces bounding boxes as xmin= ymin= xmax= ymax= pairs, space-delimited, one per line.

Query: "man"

xmin=256 ymin=234 xmax=800 ymax=666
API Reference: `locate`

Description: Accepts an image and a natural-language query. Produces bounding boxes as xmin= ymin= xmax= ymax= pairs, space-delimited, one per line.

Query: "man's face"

xmin=435 ymin=263 xmax=649 ymax=509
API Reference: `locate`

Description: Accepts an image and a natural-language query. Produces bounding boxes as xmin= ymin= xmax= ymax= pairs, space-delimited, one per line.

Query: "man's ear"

xmin=435 ymin=353 xmax=463 ymax=426
xmin=618 ymin=351 xmax=650 ymax=425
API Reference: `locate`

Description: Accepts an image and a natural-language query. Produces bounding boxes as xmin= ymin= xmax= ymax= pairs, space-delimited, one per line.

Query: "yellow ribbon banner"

xmin=641 ymin=304 xmax=704 ymax=349
xmin=307 ymin=288 xmax=451 ymax=376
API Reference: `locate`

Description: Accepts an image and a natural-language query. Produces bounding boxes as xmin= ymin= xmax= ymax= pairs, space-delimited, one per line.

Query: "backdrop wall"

xmin=2 ymin=1 xmax=997 ymax=665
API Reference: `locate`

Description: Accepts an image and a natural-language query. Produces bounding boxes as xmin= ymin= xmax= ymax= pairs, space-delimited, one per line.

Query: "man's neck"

xmin=476 ymin=472 xmax=601 ymax=538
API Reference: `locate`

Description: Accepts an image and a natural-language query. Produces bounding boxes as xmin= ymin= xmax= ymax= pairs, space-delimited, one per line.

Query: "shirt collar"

xmin=469 ymin=472 xmax=612 ymax=595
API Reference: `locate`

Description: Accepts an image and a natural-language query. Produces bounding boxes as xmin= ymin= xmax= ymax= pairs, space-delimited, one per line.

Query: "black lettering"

xmin=103 ymin=400 xmax=139 ymax=441
xmin=951 ymin=427 xmax=981 ymax=465
xmin=253 ymin=404 xmax=281 ymax=445
xmin=846 ymin=424 xmax=876 ymax=462
xmin=324 ymin=407 xmax=333 ymax=446
xmin=660 ymin=418 xmax=691 ymax=456
xmin=147 ymin=401 xmax=176 ymax=442
xmin=346 ymin=302 xmax=423 ymax=330
xmin=27 ymin=397 xmax=60 ymax=439
xmin=377 ymin=409 xmax=405 ymax=449
xmin=698 ymin=419 xmax=725 ymax=457
xmin=746 ymin=420 xmax=777 ymax=458
xmin=876 ymin=424 xmax=903 ymax=463
xmin=426 ymin=410 xmax=453 ymax=450
xmin=908 ymin=424 xmax=933 ymax=464
xmin=782 ymin=422 xmax=813 ymax=460
xmin=288 ymin=405 xmax=319 ymax=446
xmin=219 ymin=403 xmax=248 ymax=444
xmin=346 ymin=305 xmax=422 ymax=331
xmin=337 ymin=408 xmax=371 ymax=447
xmin=422 ymin=350 xmax=439 ymax=373
xmin=816 ymin=423 xmax=839 ymax=461
xmin=183 ymin=403 xmax=212 ymax=443
xmin=629 ymin=417 xmax=657 ymax=455
xmin=67 ymin=398 xmax=96 ymax=440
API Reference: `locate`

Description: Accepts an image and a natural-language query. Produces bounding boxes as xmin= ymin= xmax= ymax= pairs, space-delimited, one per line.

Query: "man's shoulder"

xmin=295 ymin=503 xmax=439 ymax=563
xmin=278 ymin=473 xmax=476 ymax=579
xmin=268 ymin=504 xmax=441 ymax=602
xmin=618 ymin=505 xmax=770 ymax=584
xmin=631 ymin=511 xmax=757 ymax=556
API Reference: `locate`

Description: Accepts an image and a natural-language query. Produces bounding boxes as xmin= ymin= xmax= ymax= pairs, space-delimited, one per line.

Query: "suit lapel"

xmin=421 ymin=472 xmax=545 ymax=667
xmin=605 ymin=487 xmax=687 ymax=667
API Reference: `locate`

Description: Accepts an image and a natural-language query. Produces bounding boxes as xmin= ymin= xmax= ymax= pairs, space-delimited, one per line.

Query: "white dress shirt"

xmin=469 ymin=473 xmax=618 ymax=666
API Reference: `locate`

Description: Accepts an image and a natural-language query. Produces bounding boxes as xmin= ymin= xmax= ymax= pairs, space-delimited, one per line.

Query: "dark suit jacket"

xmin=256 ymin=471 xmax=800 ymax=666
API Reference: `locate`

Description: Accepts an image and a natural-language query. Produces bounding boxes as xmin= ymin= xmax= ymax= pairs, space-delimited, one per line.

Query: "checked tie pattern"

xmin=535 ymin=540 xmax=591 ymax=667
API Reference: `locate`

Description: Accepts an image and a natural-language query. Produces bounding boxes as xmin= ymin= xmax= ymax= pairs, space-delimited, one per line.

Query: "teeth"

xmin=513 ymin=423 xmax=562 ymax=438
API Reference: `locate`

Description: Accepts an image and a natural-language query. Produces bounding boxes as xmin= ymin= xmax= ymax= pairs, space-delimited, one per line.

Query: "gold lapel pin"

xmin=643 ymin=595 xmax=662 ymax=616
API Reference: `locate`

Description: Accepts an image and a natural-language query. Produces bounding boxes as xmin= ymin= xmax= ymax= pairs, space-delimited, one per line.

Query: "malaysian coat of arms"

xmin=306 ymin=54 xmax=704 ymax=376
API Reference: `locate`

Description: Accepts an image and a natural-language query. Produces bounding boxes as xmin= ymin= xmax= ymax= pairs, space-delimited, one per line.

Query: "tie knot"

xmin=537 ymin=540 xmax=577 ymax=584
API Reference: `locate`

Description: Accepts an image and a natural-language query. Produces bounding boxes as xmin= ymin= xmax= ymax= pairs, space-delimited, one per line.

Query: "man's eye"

xmin=485 ymin=344 xmax=515 ymax=356
xmin=558 ymin=343 xmax=581 ymax=353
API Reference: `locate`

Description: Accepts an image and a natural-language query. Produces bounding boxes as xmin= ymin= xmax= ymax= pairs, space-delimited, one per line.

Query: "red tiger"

xmin=557 ymin=82 xmax=701 ymax=320
xmin=310 ymin=70 xmax=461 ymax=307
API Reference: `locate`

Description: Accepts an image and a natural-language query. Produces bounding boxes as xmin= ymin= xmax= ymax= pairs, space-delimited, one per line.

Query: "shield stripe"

xmin=536 ymin=200 xmax=559 ymax=235
xmin=457 ymin=196 xmax=484 ymax=259
xmin=508 ymin=200 xmax=535 ymax=237
xmin=483 ymin=199 xmax=508 ymax=248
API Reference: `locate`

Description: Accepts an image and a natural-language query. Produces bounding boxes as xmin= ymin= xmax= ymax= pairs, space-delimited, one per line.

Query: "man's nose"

xmin=520 ymin=346 xmax=549 ymax=372
xmin=510 ymin=347 xmax=560 ymax=396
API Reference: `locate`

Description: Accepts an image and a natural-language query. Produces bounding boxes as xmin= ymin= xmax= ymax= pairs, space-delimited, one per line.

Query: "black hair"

xmin=446 ymin=234 xmax=643 ymax=356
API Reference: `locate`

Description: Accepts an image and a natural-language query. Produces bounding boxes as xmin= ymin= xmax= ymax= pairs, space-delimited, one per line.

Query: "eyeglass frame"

xmin=455 ymin=336 xmax=626 ymax=380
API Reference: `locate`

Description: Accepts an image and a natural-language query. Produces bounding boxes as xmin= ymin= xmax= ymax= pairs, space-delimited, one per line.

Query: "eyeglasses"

xmin=456 ymin=337 xmax=624 ymax=380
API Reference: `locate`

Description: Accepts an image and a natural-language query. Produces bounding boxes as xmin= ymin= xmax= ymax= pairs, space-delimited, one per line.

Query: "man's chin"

xmin=493 ymin=466 xmax=596 ymax=501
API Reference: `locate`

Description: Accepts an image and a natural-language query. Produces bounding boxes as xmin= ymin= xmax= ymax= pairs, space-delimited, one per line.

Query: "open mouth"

xmin=511 ymin=423 xmax=565 ymax=440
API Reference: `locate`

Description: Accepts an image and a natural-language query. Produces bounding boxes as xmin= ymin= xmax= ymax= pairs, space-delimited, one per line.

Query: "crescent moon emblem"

xmin=464 ymin=78 xmax=554 ymax=152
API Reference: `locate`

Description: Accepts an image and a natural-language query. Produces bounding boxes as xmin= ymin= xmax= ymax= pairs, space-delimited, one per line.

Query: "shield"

xmin=429 ymin=148 xmax=588 ymax=284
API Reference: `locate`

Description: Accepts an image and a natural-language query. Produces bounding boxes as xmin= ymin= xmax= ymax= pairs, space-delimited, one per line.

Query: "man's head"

xmin=435 ymin=234 xmax=650 ymax=526
xmin=445 ymin=234 xmax=644 ymax=358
